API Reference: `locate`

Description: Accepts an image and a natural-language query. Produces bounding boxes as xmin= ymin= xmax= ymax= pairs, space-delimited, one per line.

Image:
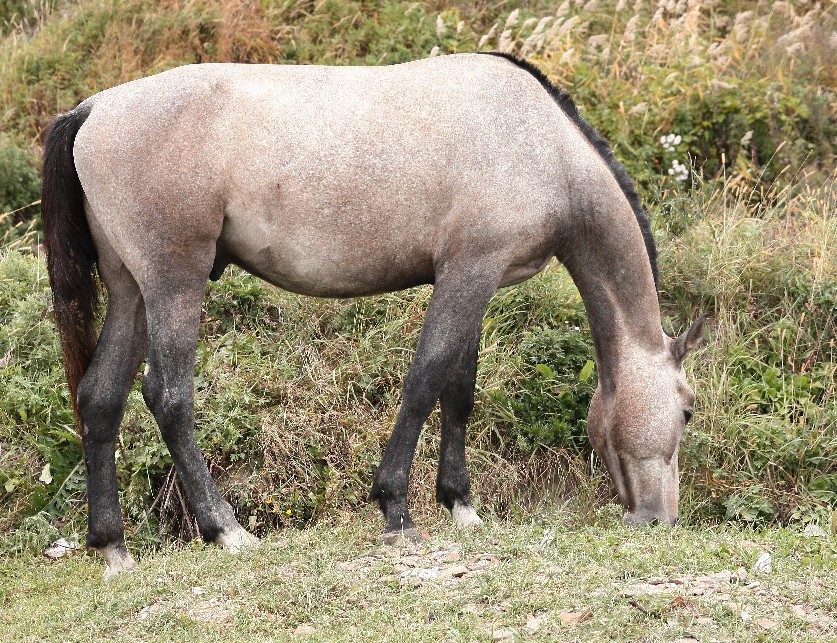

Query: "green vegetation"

xmin=0 ymin=0 xmax=834 ymax=575
xmin=1 ymin=513 xmax=835 ymax=641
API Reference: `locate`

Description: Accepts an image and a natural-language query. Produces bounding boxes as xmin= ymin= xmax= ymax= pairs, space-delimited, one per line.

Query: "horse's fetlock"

xmin=372 ymin=466 xmax=408 ymax=499
xmin=435 ymin=477 xmax=469 ymax=511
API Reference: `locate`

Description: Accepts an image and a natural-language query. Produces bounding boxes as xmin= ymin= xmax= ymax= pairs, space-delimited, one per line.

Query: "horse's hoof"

xmin=451 ymin=501 xmax=483 ymax=528
xmin=100 ymin=544 xmax=138 ymax=582
xmin=216 ymin=526 xmax=261 ymax=553
xmin=378 ymin=527 xmax=422 ymax=546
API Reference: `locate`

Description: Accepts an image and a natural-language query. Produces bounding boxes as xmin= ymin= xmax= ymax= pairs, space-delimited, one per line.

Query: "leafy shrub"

xmin=0 ymin=251 xmax=80 ymax=537
xmin=0 ymin=135 xmax=41 ymax=241
xmin=0 ymin=0 xmax=38 ymax=32
xmin=661 ymin=179 xmax=837 ymax=524
xmin=486 ymin=324 xmax=595 ymax=452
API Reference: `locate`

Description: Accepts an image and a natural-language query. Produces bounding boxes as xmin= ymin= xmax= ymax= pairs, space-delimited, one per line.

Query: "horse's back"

xmin=73 ymin=55 xmax=606 ymax=296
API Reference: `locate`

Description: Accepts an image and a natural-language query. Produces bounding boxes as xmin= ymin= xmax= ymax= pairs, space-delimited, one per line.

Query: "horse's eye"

xmin=683 ymin=409 xmax=694 ymax=424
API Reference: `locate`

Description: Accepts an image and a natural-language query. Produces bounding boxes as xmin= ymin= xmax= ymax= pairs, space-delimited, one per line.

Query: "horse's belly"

xmin=217 ymin=211 xmax=434 ymax=297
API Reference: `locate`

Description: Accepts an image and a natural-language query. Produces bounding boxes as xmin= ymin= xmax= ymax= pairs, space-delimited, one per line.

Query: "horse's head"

xmin=588 ymin=316 xmax=707 ymax=526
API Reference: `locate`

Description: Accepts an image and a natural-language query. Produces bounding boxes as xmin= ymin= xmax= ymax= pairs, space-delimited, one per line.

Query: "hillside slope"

xmin=0 ymin=0 xmax=834 ymax=552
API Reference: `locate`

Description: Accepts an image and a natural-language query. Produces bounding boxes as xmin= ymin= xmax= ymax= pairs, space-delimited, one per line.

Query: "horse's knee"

xmin=400 ymin=354 xmax=449 ymax=415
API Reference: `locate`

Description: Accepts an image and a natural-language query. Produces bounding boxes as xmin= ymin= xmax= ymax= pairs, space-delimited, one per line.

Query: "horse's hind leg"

xmin=140 ymin=277 xmax=257 ymax=551
xmin=437 ymin=344 xmax=483 ymax=527
xmin=369 ymin=262 xmax=500 ymax=542
xmin=76 ymin=263 xmax=146 ymax=579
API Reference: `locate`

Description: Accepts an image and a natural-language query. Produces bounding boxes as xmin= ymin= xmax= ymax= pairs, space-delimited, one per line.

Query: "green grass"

xmin=1 ymin=509 xmax=835 ymax=642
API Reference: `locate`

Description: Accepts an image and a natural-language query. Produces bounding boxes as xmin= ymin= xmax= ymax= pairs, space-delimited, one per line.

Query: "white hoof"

xmin=216 ymin=527 xmax=260 ymax=553
xmin=100 ymin=544 xmax=138 ymax=581
xmin=451 ymin=501 xmax=483 ymax=528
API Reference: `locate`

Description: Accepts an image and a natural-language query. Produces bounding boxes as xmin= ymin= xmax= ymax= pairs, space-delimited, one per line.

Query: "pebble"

xmin=752 ymin=552 xmax=772 ymax=574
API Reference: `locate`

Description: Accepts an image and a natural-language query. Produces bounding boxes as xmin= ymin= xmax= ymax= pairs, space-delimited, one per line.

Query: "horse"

xmin=42 ymin=52 xmax=705 ymax=580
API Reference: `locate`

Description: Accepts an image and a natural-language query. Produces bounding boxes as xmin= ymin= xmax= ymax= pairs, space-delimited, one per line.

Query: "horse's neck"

xmin=559 ymin=205 xmax=663 ymax=390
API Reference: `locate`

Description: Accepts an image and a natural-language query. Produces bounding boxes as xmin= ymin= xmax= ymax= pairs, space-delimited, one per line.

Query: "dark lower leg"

xmin=142 ymin=295 xmax=245 ymax=543
xmin=77 ymin=294 xmax=145 ymax=553
xmin=369 ymin=372 xmax=439 ymax=534
xmin=436 ymin=347 xmax=477 ymax=514
xmin=369 ymin=265 xmax=499 ymax=536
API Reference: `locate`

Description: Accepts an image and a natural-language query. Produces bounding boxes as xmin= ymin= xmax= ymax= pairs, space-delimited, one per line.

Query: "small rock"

xmin=740 ymin=610 xmax=752 ymax=622
xmin=439 ymin=564 xmax=470 ymax=580
xmin=467 ymin=560 xmax=492 ymax=572
xmin=492 ymin=627 xmax=515 ymax=641
xmin=525 ymin=614 xmax=543 ymax=633
xmin=715 ymin=570 xmax=733 ymax=583
xmin=400 ymin=567 xmax=440 ymax=581
xmin=755 ymin=618 xmax=778 ymax=630
xmin=802 ymin=524 xmax=828 ymax=539
xmin=558 ymin=607 xmax=592 ymax=625
xmin=431 ymin=550 xmax=461 ymax=562
xmin=752 ymin=552 xmax=772 ymax=574
xmin=43 ymin=538 xmax=79 ymax=560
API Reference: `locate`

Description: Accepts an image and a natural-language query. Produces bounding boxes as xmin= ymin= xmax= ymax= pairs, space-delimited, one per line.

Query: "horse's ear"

xmin=671 ymin=314 xmax=708 ymax=364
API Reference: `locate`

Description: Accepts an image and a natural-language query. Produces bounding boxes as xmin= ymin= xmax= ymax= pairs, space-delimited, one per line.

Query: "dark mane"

xmin=479 ymin=52 xmax=659 ymax=289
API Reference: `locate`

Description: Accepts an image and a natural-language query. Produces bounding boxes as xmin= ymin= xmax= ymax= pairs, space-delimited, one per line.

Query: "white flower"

xmin=660 ymin=133 xmax=682 ymax=153
xmin=668 ymin=158 xmax=689 ymax=182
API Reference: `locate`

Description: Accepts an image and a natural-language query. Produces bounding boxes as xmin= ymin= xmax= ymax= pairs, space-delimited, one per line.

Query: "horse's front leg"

xmin=369 ymin=262 xmax=500 ymax=543
xmin=141 ymin=279 xmax=258 ymax=553
xmin=437 ymin=344 xmax=483 ymax=528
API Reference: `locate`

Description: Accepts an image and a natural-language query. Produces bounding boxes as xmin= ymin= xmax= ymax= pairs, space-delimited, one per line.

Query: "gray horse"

xmin=42 ymin=53 xmax=705 ymax=579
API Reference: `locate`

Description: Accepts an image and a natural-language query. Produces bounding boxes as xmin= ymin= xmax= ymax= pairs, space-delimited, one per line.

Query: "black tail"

xmin=42 ymin=103 xmax=98 ymax=431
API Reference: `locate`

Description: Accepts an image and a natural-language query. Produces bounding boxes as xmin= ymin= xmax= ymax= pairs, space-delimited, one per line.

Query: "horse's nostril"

xmin=683 ymin=409 xmax=693 ymax=424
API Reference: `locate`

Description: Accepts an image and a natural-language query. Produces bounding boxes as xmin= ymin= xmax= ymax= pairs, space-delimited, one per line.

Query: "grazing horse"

xmin=42 ymin=53 xmax=705 ymax=579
